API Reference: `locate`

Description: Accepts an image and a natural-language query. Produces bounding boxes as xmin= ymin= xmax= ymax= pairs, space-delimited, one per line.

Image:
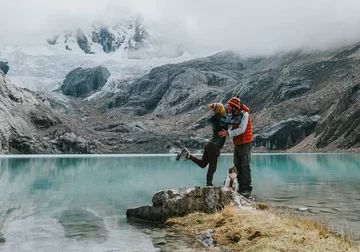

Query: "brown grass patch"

xmin=165 ymin=205 xmax=359 ymax=252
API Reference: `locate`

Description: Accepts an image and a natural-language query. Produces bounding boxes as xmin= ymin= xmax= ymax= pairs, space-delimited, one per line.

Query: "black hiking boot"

xmin=175 ymin=147 xmax=191 ymax=161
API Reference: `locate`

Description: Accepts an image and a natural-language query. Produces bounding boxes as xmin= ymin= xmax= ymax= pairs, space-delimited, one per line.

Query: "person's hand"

xmin=218 ymin=129 xmax=227 ymax=137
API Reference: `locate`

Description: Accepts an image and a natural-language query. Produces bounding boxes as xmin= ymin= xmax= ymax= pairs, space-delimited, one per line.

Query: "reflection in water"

xmin=0 ymin=153 xmax=359 ymax=251
xmin=59 ymin=208 xmax=109 ymax=243
xmin=251 ymin=154 xmax=360 ymax=242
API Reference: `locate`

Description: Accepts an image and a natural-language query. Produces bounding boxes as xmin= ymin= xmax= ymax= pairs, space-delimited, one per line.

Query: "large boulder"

xmin=61 ymin=66 xmax=110 ymax=97
xmin=126 ymin=186 xmax=251 ymax=223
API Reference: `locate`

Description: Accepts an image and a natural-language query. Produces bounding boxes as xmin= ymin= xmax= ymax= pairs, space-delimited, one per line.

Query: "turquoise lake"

xmin=0 ymin=153 xmax=359 ymax=251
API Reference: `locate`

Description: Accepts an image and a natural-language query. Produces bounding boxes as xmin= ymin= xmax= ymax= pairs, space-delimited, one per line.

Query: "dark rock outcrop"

xmin=0 ymin=232 xmax=5 ymax=243
xmin=61 ymin=66 xmax=110 ymax=97
xmin=126 ymin=186 xmax=251 ymax=223
xmin=92 ymin=27 xmax=124 ymax=53
xmin=9 ymin=134 xmax=53 ymax=154
xmin=277 ymin=77 xmax=312 ymax=101
xmin=0 ymin=61 xmax=9 ymax=75
xmin=76 ymin=29 xmax=93 ymax=54
xmin=29 ymin=111 xmax=61 ymax=129
xmin=177 ymin=136 xmax=207 ymax=149
xmin=55 ymin=132 xmax=97 ymax=154
xmin=253 ymin=116 xmax=320 ymax=150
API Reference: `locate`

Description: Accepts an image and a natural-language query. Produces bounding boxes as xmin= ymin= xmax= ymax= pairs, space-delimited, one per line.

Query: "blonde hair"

xmin=208 ymin=103 xmax=225 ymax=114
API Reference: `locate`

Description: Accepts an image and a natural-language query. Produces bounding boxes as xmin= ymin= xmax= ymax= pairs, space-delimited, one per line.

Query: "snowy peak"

xmin=45 ymin=15 xmax=181 ymax=58
xmin=91 ymin=16 xmax=148 ymax=53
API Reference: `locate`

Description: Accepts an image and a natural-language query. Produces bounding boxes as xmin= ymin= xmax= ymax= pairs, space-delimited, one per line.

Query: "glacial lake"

xmin=0 ymin=153 xmax=359 ymax=251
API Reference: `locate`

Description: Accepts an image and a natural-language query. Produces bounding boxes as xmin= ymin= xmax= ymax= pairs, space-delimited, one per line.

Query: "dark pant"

xmin=233 ymin=143 xmax=252 ymax=194
xmin=190 ymin=142 xmax=220 ymax=186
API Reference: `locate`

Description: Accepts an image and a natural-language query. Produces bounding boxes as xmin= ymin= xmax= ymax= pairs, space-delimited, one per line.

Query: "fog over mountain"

xmin=1 ymin=0 xmax=360 ymax=55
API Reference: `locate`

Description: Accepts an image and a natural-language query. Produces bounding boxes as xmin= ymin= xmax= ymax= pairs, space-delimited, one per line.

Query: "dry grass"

xmin=165 ymin=205 xmax=360 ymax=252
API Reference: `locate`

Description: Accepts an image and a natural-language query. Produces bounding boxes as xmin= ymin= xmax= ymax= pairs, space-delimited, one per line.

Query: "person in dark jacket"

xmin=176 ymin=103 xmax=228 ymax=186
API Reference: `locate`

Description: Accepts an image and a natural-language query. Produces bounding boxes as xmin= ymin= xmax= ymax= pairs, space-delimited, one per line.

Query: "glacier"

xmin=0 ymin=43 xmax=207 ymax=95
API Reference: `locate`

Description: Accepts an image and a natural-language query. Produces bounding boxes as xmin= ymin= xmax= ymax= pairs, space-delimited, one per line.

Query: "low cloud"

xmin=1 ymin=0 xmax=360 ymax=55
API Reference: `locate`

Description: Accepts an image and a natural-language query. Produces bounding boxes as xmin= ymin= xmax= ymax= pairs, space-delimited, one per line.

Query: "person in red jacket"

xmin=218 ymin=97 xmax=253 ymax=197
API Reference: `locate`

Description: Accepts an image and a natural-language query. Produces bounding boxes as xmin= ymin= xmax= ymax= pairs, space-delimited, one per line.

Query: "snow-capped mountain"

xmin=0 ymin=44 xmax=197 ymax=93
xmin=0 ymin=7 xmax=205 ymax=93
xmin=46 ymin=13 xmax=184 ymax=59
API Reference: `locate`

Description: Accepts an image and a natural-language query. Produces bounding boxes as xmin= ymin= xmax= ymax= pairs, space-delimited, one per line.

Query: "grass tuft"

xmin=165 ymin=204 xmax=359 ymax=252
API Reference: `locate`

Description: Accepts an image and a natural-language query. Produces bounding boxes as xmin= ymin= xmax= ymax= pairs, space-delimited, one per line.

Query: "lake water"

xmin=0 ymin=153 xmax=359 ymax=251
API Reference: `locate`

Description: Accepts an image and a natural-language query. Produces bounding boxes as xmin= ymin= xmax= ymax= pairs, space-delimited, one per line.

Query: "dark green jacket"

xmin=209 ymin=113 xmax=227 ymax=148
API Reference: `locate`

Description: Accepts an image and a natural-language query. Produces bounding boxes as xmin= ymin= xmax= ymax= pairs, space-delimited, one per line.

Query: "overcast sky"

xmin=1 ymin=0 xmax=360 ymax=55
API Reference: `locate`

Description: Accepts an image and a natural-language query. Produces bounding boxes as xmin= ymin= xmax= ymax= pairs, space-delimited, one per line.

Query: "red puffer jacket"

xmin=231 ymin=104 xmax=253 ymax=145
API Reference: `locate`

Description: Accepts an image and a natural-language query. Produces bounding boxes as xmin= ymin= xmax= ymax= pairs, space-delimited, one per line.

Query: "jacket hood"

xmin=240 ymin=104 xmax=250 ymax=112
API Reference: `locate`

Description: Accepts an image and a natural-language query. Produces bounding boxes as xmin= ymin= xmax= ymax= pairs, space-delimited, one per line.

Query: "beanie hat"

xmin=227 ymin=97 xmax=241 ymax=109
xmin=208 ymin=103 xmax=225 ymax=114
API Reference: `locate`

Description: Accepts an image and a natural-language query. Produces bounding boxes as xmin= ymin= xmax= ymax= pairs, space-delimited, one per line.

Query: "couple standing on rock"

xmin=176 ymin=97 xmax=253 ymax=198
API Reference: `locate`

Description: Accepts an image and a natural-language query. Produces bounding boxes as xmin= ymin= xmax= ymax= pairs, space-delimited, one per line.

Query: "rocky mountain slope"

xmin=80 ymin=45 xmax=360 ymax=153
xmin=0 ymin=70 xmax=104 ymax=154
xmin=2 ymin=42 xmax=360 ymax=154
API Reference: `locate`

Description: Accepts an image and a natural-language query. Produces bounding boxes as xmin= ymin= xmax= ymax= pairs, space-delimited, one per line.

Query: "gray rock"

xmin=76 ymin=29 xmax=93 ymax=54
xmin=29 ymin=111 xmax=61 ymax=129
xmin=297 ymin=207 xmax=309 ymax=212
xmin=277 ymin=77 xmax=312 ymax=101
xmin=126 ymin=186 xmax=251 ymax=223
xmin=61 ymin=66 xmax=110 ymax=97
xmin=34 ymin=92 xmax=73 ymax=114
xmin=179 ymin=136 xmax=207 ymax=149
xmin=153 ymin=239 xmax=167 ymax=245
xmin=46 ymin=35 xmax=59 ymax=45
xmin=9 ymin=135 xmax=41 ymax=154
xmin=196 ymin=229 xmax=214 ymax=247
xmin=92 ymin=27 xmax=124 ymax=53
xmin=56 ymin=132 xmax=95 ymax=154
xmin=0 ymin=61 xmax=9 ymax=75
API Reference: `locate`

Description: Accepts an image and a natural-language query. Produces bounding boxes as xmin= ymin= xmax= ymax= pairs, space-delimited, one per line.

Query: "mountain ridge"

xmin=1 ymin=41 xmax=360 ymax=153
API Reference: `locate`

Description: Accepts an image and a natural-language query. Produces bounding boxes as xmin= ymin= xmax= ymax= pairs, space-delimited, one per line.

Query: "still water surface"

xmin=0 ymin=153 xmax=359 ymax=251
